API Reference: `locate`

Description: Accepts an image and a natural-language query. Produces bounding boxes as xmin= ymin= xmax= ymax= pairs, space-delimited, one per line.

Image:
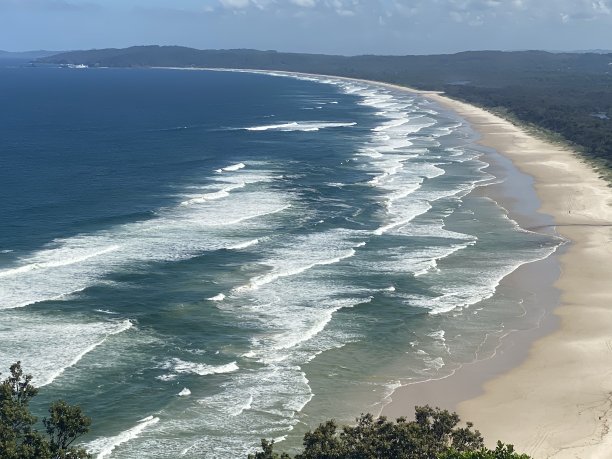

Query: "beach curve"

xmin=383 ymin=88 xmax=612 ymax=457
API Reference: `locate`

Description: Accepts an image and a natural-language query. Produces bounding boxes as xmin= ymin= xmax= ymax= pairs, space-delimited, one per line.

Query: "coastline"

xmin=383 ymin=90 xmax=612 ymax=457
xmin=151 ymin=67 xmax=610 ymax=456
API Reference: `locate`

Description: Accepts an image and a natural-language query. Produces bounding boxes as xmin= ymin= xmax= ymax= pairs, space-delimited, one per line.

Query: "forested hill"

xmin=39 ymin=46 xmax=612 ymax=165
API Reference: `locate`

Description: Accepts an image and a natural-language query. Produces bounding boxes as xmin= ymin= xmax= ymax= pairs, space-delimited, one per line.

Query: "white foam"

xmin=180 ymin=181 xmax=247 ymax=206
xmin=236 ymin=248 xmax=356 ymax=292
xmin=0 ymin=245 xmax=120 ymax=278
xmin=428 ymin=330 xmax=446 ymax=341
xmin=178 ymin=388 xmax=191 ymax=396
xmin=207 ymin=293 xmax=226 ymax=302
xmin=244 ymin=121 xmax=356 ymax=132
xmin=374 ymin=205 xmax=429 ymax=235
xmin=410 ymin=244 xmax=559 ymax=315
xmin=161 ymin=358 xmax=239 ymax=377
xmin=229 ymin=394 xmax=253 ymax=416
xmin=372 ymin=118 xmax=411 ymax=132
xmin=356 ymin=148 xmax=383 ymax=158
xmin=0 ymin=166 xmax=291 ymax=310
xmin=43 ymin=319 xmax=133 ymax=386
xmin=227 ymin=239 xmax=259 ymax=250
xmin=0 ymin=317 xmax=133 ymax=387
xmin=424 ymin=356 xmax=445 ymax=371
xmin=216 ymin=162 xmax=246 ymax=173
xmin=87 ymin=415 xmax=160 ymax=459
xmin=210 ymin=204 xmax=291 ymax=227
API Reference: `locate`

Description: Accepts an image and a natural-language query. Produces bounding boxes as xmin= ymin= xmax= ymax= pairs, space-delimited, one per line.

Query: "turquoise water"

xmin=0 ymin=66 xmax=560 ymax=458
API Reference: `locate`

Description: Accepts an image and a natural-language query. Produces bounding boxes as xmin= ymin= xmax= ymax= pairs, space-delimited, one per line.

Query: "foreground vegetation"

xmin=0 ymin=363 xmax=91 ymax=459
xmin=248 ymin=407 xmax=530 ymax=459
xmin=2 ymin=363 xmax=530 ymax=459
xmin=39 ymin=47 xmax=612 ymax=168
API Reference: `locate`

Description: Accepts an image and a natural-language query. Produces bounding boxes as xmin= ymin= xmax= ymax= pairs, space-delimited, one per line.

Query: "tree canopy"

xmin=0 ymin=362 xmax=91 ymax=459
xmin=248 ymin=406 xmax=530 ymax=459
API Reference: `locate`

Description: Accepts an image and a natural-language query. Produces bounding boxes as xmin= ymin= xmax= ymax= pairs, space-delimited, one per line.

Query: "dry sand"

xmin=385 ymin=90 xmax=612 ymax=458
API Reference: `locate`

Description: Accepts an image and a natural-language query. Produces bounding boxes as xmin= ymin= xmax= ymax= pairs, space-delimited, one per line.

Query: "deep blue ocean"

xmin=0 ymin=65 xmax=560 ymax=458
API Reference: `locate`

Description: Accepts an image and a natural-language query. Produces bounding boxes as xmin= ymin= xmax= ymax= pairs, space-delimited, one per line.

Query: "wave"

xmin=207 ymin=293 xmax=226 ymax=302
xmin=235 ymin=248 xmax=356 ymax=292
xmin=373 ymin=200 xmax=431 ymax=236
xmin=263 ymin=306 xmax=339 ymax=355
xmin=152 ymin=362 xmax=315 ymax=457
xmin=0 ymin=167 xmax=291 ymax=310
xmin=227 ymin=239 xmax=259 ymax=250
xmin=160 ymin=358 xmax=239 ymax=377
xmin=40 ymin=319 xmax=133 ymax=387
xmin=210 ymin=204 xmax=291 ymax=227
xmin=229 ymin=394 xmax=253 ymax=416
xmin=409 ymin=244 xmax=559 ymax=315
xmin=412 ymin=241 xmax=476 ymax=277
xmin=179 ymin=181 xmax=248 ymax=206
xmin=87 ymin=415 xmax=160 ymax=459
xmin=0 ymin=245 xmax=120 ymax=278
xmin=244 ymin=121 xmax=356 ymax=132
xmin=216 ymin=162 xmax=246 ymax=173
xmin=178 ymin=388 xmax=191 ymax=396
xmin=0 ymin=316 xmax=133 ymax=387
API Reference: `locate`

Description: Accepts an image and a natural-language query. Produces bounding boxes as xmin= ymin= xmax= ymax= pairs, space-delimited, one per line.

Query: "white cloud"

xmin=290 ymin=0 xmax=317 ymax=7
xmin=219 ymin=0 xmax=251 ymax=9
xmin=554 ymin=0 xmax=612 ymax=22
xmin=592 ymin=0 xmax=611 ymax=14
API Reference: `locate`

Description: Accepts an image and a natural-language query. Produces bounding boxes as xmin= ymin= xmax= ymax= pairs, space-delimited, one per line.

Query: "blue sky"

xmin=2 ymin=0 xmax=612 ymax=54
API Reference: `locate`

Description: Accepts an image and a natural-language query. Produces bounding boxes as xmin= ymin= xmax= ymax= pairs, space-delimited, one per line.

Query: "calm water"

xmin=0 ymin=66 xmax=560 ymax=458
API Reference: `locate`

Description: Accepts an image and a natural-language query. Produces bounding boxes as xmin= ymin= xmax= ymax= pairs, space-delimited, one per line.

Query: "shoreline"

xmin=383 ymin=90 xmax=612 ymax=457
xmin=156 ymin=67 xmax=611 ymax=456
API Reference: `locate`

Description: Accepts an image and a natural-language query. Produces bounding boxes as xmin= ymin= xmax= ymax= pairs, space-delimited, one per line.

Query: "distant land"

xmin=38 ymin=46 xmax=612 ymax=167
xmin=0 ymin=50 xmax=61 ymax=60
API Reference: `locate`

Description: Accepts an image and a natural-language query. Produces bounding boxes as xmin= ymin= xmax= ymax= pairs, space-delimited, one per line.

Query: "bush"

xmin=0 ymin=362 xmax=91 ymax=459
xmin=249 ymin=406 xmax=530 ymax=459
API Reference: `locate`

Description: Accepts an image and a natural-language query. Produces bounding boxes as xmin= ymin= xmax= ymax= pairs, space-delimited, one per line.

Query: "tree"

xmin=248 ymin=439 xmax=291 ymax=459
xmin=0 ymin=362 xmax=92 ymax=459
xmin=439 ymin=442 xmax=531 ymax=459
xmin=249 ymin=406 xmax=530 ymax=459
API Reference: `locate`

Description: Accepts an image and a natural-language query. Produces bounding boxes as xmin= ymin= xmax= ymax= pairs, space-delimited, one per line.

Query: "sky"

xmin=1 ymin=0 xmax=612 ymax=55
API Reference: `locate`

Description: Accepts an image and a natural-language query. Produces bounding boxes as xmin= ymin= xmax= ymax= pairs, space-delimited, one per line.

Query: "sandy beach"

xmin=382 ymin=89 xmax=612 ymax=458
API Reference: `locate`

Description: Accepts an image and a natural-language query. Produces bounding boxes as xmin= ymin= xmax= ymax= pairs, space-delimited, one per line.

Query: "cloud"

xmin=290 ymin=0 xmax=317 ymax=7
xmin=555 ymin=0 xmax=612 ymax=22
xmin=219 ymin=0 xmax=251 ymax=9
xmin=324 ymin=0 xmax=359 ymax=16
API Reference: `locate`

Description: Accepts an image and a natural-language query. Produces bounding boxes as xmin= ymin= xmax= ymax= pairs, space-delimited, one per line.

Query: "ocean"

xmin=0 ymin=65 xmax=561 ymax=458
